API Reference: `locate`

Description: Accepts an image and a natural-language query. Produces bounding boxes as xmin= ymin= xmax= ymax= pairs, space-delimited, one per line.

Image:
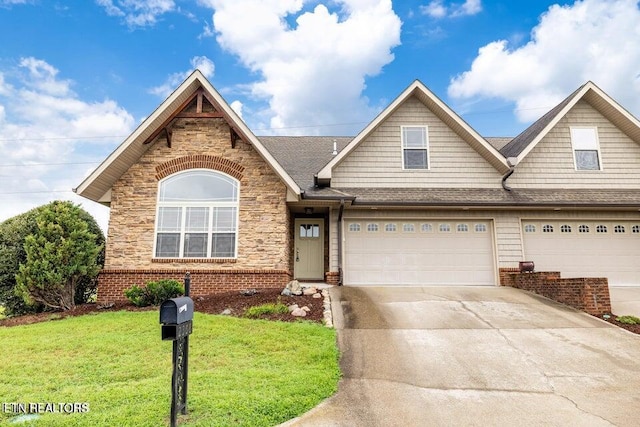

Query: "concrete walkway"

xmin=609 ymin=286 xmax=640 ymax=318
xmin=283 ymin=286 xmax=640 ymax=426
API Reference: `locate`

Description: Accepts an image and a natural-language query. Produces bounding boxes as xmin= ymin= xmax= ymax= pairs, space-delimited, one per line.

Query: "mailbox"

xmin=160 ymin=297 xmax=194 ymax=325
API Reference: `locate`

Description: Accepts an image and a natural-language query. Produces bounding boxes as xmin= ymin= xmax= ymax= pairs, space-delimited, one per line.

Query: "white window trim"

xmin=153 ymin=169 xmax=240 ymax=259
xmin=401 ymin=125 xmax=430 ymax=170
xmin=570 ymin=126 xmax=603 ymax=171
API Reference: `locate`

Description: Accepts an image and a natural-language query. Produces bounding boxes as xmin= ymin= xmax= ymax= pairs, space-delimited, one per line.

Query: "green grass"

xmin=0 ymin=311 xmax=340 ymax=426
xmin=616 ymin=315 xmax=640 ymax=325
xmin=244 ymin=303 xmax=289 ymax=318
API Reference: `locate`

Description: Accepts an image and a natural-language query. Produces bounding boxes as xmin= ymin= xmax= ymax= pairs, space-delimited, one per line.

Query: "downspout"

xmin=337 ymin=199 xmax=345 ymax=285
xmin=501 ymin=157 xmax=518 ymax=191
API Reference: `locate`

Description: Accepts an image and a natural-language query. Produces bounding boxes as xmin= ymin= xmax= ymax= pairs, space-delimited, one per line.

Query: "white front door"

xmin=294 ymin=219 xmax=324 ymax=280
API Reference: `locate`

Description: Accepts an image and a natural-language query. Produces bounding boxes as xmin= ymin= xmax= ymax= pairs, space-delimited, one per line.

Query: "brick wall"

xmin=98 ymin=269 xmax=292 ymax=302
xmin=499 ymin=268 xmax=611 ymax=316
xmin=325 ymin=271 xmax=340 ymax=286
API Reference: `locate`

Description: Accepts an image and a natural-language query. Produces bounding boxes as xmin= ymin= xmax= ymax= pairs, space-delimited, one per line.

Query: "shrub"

xmin=15 ymin=201 xmax=103 ymax=311
xmin=244 ymin=302 xmax=289 ymax=318
xmin=616 ymin=315 xmax=640 ymax=325
xmin=0 ymin=305 xmax=5 ymax=320
xmin=124 ymin=279 xmax=184 ymax=307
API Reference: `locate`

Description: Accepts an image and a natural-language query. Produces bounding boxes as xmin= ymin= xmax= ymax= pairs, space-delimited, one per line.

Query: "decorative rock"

xmin=288 ymin=304 xmax=299 ymax=313
xmin=240 ymin=289 xmax=258 ymax=296
xmin=221 ymin=308 xmax=233 ymax=315
xmin=312 ymin=293 xmax=322 ymax=299
xmin=283 ymin=280 xmax=303 ymax=296
xmin=303 ymin=287 xmax=318 ymax=296
xmin=280 ymin=288 xmax=292 ymax=296
xmin=97 ymin=302 xmax=114 ymax=310
xmin=301 ymin=306 xmax=311 ymax=312
xmin=291 ymin=308 xmax=307 ymax=317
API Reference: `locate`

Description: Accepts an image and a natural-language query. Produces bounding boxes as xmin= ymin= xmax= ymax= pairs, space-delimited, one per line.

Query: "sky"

xmin=1 ymin=0 xmax=640 ymax=232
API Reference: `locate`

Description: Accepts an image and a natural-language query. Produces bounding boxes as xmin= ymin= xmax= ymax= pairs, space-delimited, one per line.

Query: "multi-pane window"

xmin=385 ymin=223 xmax=397 ymax=232
xmin=475 ymin=224 xmax=487 ymax=233
xmin=560 ymin=225 xmax=572 ymax=233
xmin=457 ymin=224 xmax=469 ymax=232
xmin=524 ymin=224 xmax=536 ymax=233
xmin=596 ymin=225 xmax=608 ymax=233
xmin=614 ymin=225 xmax=626 ymax=233
xmin=633 ymin=225 xmax=640 ymax=234
xmin=402 ymin=126 xmax=429 ymax=169
xmin=421 ymin=223 xmax=433 ymax=232
xmin=571 ymin=127 xmax=601 ymax=170
xmin=578 ymin=225 xmax=590 ymax=233
xmin=349 ymin=223 xmax=361 ymax=232
xmin=439 ymin=223 xmax=451 ymax=232
xmin=403 ymin=223 xmax=415 ymax=232
xmin=542 ymin=225 xmax=554 ymax=233
xmin=367 ymin=223 xmax=379 ymax=232
xmin=155 ymin=170 xmax=238 ymax=258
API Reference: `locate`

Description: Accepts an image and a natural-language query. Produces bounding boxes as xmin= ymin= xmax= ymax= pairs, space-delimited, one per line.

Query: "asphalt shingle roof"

xmin=500 ymin=84 xmax=586 ymax=158
xmin=258 ymin=136 xmax=352 ymax=190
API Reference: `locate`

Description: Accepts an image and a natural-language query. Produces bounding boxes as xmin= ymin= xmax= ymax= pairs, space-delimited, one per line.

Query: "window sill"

xmin=152 ymin=258 xmax=237 ymax=264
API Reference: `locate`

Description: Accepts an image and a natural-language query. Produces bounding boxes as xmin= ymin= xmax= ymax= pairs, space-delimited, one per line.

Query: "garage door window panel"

xmin=402 ymin=126 xmax=429 ymax=170
xmin=571 ymin=127 xmax=602 ymax=171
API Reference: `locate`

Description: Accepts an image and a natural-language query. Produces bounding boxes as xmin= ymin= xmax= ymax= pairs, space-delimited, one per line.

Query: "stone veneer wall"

xmin=499 ymin=268 xmax=611 ymax=316
xmin=99 ymin=116 xmax=292 ymax=302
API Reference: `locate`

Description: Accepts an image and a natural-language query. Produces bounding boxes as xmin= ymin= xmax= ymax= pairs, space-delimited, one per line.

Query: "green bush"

xmin=124 ymin=279 xmax=184 ymax=307
xmin=0 ymin=305 xmax=6 ymax=320
xmin=616 ymin=315 xmax=640 ymax=325
xmin=244 ymin=302 xmax=289 ymax=318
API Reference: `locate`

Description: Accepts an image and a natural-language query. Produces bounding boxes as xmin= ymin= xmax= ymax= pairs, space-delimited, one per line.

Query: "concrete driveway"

xmin=284 ymin=286 xmax=640 ymax=426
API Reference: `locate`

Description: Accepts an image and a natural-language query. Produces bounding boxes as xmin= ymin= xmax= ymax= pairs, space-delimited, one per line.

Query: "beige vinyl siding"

xmin=332 ymin=96 xmax=503 ymax=188
xmin=329 ymin=208 xmax=339 ymax=271
xmin=510 ymin=100 xmax=640 ymax=189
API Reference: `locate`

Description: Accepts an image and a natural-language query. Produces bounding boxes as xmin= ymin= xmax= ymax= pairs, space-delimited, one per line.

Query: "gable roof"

xmin=75 ymin=70 xmax=301 ymax=204
xmin=259 ymin=136 xmax=351 ymax=191
xmin=317 ymin=80 xmax=511 ymax=182
xmin=500 ymin=81 xmax=640 ymax=161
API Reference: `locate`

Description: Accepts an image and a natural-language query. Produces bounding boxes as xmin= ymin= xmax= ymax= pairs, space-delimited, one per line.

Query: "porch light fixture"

xmin=304 ymin=207 xmax=314 ymax=215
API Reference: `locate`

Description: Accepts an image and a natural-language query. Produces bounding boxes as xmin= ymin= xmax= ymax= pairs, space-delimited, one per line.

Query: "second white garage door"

xmin=344 ymin=219 xmax=496 ymax=286
xmin=522 ymin=220 xmax=640 ymax=286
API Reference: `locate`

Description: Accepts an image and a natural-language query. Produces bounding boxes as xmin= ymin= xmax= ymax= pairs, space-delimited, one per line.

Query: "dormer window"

xmin=402 ymin=126 xmax=429 ymax=170
xmin=571 ymin=127 xmax=601 ymax=171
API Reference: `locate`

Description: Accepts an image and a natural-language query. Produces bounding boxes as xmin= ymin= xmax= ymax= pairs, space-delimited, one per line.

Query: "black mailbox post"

xmin=160 ymin=282 xmax=194 ymax=427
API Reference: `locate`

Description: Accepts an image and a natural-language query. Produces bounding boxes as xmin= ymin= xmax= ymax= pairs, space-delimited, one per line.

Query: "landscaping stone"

xmin=282 ymin=280 xmax=303 ymax=296
xmin=303 ymin=287 xmax=318 ymax=296
xmin=291 ymin=308 xmax=307 ymax=317
xmin=240 ymin=289 xmax=258 ymax=296
xmin=221 ymin=308 xmax=233 ymax=315
xmin=312 ymin=293 xmax=322 ymax=299
xmin=288 ymin=304 xmax=299 ymax=313
xmin=301 ymin=306 xmax=311 ymax=312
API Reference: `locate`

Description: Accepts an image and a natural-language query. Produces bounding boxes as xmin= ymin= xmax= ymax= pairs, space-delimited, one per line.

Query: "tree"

xmin=15 ymin=201 xmax=104 ymax=311
xmin=0 ymin=207 xmax=41 ymax=316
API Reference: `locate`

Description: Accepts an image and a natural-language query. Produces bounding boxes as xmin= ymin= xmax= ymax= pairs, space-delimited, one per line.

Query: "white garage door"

xmin=344 ymin=219 xmax=496 ymax=286
xmin=522 ymin=220 xmax=640 ymax=286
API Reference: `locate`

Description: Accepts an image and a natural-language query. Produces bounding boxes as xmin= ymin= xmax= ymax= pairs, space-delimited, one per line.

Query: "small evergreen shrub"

xmin=616 ymin=315 xmax=640 ymax=325
xmin=244 ymin=303 xmax=289 ymax=318
xmin=124 ymin=279 xmax=184 ymax=307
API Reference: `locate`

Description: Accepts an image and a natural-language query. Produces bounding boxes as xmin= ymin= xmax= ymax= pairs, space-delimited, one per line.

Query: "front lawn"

xmin=0 ymin=311 xmax=340 ymax=426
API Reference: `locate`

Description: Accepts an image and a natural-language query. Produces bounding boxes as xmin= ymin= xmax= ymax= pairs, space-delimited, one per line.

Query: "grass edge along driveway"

xmin=0 ymin=311 xmax=340 ymax=426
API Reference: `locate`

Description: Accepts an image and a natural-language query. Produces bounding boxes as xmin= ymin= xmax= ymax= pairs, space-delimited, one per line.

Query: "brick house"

xmin=76 ymin=71 xmax=640 ymax=302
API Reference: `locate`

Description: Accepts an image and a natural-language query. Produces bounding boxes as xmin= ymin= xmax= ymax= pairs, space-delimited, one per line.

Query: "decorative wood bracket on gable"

xmin=143 ymin=87 xmax=240 ymax=148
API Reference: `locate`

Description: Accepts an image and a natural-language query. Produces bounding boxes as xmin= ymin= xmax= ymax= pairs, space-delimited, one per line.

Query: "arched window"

xmin=155 ymin=170 xmax=239 ymax=258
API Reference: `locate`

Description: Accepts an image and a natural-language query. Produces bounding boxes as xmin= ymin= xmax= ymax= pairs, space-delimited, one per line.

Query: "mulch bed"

xmin=0 ymin=288 xmax=325 ymax=328
xmin=601 ymin=315 xmax=640 ymax=335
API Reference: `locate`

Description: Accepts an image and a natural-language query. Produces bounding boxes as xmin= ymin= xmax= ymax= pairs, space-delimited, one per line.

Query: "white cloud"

xmin=421 ymin=0 xmax=481 ymax=19
xmin=448 ymin=0 xmax=640 ymax=122
xmin=0 ymin=0 xmax=31 ymax=6
xmin=200 ymin=0 xmax=401 ymax=135
xmin=230 ymin=100 xmax=243 ymax=119
xmin=0 ymin=58 xmax=135 ymax=231
xmin=96 ymin=0 xmax=176 ymax=27
xmin=149 ymin=56 xmax=215 ymax=98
